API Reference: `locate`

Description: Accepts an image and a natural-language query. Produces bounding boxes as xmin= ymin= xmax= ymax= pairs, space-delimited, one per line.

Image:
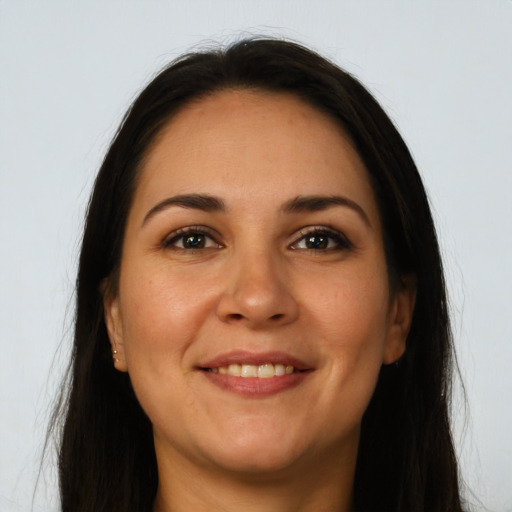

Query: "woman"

xmin=52 ymin=38 xmax=464 ymax=511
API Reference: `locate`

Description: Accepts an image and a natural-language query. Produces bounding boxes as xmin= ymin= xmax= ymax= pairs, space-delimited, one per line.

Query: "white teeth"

xmin=275 ymin=363 xmax=285 ymax=376
xmin=228 ymin=364 xmax=242 ymax=377
xmin=241 ymin=364 xmax=258 ymax=378
xmin=210 ymin=363 xmax=297 ymax=377
xmin=257 ymin=363 xmax=275 ymax=378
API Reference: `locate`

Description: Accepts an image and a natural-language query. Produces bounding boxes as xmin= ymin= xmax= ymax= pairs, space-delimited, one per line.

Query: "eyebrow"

xmin=142 ymin=193 xmax=370 ymax=228
xmin=142 ymin=194 xmax=226 ymax=226
xmin=282 ymin=195 xmax=371 ymax=227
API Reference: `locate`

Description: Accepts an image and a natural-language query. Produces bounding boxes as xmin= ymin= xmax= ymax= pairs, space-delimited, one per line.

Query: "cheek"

xmin=116 ymin=271 xmax=210 ymax=427
xmin=307 ymin=263 xmax=391 ymax=347
xmin=302 ymin=265 xmax=390 ymax=415
xmin=121 ymin=266 xmax=214 ymax=341
xmin=117 ymin=269 xmax=217 ymax=397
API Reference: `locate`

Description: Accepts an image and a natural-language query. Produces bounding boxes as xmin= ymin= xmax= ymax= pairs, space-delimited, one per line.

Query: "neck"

xmin=152 ymin=437 xmax=357 ymax=512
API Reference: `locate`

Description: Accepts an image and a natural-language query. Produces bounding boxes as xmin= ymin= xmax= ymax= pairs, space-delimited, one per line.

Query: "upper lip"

xmin=198 ymin=350 xmax=312 ymax=371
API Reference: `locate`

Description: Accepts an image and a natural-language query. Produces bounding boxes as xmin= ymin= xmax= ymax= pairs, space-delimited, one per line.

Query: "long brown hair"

xmin=51 ymin=38 xmax=465 ymax=511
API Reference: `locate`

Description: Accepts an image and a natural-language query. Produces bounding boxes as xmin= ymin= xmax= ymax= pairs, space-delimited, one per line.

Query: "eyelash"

xmin=161 ymin=226 xmax=353 ymax=252
xmin=290 ymin=227 xmax=353 ymax=252
xmin=161 ymin=226 xmax=222 ymax=251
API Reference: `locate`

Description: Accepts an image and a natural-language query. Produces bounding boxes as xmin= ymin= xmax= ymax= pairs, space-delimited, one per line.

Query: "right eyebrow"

xmin=141 ymin=194 xmax=226 ymax=227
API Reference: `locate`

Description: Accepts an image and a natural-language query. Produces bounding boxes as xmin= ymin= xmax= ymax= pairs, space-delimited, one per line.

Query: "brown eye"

xmin=163 ymin=228 xmax=221 ymax=250
xmin=304 ymin=234 xmax=329 ymax=249
xmin=182 ymin=234 xmax=206 ymax=249
xmin=291 ymin=228 xmax=353 ymax=251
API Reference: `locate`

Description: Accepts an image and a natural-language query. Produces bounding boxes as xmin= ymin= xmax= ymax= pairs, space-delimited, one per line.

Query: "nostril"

xmin=226 ymin=312 xmax=285 ymax=322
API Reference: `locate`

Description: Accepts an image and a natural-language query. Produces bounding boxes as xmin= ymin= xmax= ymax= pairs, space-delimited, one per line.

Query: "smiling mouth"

xmin=198 ymin=351 xmax=313 ymax=396
xmin=203 ymin=363 xmax=304 ymax=378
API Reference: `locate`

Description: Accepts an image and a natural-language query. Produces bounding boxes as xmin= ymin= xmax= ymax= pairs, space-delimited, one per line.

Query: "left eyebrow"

xmin=281 ymin=195 xmax=371 ymax=227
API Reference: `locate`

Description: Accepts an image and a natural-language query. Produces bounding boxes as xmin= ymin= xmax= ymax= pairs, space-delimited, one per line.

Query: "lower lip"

xmin=200 ymin=370 xmax=311 ymax=397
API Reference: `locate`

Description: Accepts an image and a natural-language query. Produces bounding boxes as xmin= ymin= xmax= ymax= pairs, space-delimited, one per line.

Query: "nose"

xmin=215 ymin=250 xmax=300 ymax=329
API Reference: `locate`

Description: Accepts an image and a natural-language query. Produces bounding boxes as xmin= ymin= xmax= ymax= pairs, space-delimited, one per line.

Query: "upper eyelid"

xmin=289 ymin=226 xmax=355 ymax=251
xmin=162 ymin=226 xmax=221 ymax=246
xmin=296 ymin=225 xmax=341 ymax=235
xmin=293 ymin=225 xmax=349 ymax=241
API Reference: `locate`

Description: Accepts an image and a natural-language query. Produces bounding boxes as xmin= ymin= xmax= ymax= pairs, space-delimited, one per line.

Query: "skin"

xmin=104 ymin=89 xmax=415 ymax=512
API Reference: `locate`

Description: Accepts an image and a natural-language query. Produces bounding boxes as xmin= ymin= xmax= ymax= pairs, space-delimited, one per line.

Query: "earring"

xmin=112 ymin=349 xmax=120 ymax=364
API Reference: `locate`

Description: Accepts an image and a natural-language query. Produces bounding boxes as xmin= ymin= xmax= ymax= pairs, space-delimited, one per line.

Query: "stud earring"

xmin=112 ymin=349 xmax=120 ymax=364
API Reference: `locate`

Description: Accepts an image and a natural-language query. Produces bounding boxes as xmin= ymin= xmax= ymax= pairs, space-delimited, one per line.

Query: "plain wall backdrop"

xmin=1 ymin=1 xmax=511 ymax=511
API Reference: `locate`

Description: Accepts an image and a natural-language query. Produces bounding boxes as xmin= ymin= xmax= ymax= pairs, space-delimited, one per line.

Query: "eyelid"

xmin=289 ymin=226 xmax=354 ymax=251
xmin=161 ymin=225 xmax=223 ymax=249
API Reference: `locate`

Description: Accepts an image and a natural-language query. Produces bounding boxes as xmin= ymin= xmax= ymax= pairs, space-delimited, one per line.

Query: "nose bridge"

xmin=216 ymin=241 xmax=299 ymax=327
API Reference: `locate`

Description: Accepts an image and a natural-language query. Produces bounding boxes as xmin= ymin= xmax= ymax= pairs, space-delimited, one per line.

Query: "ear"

xmin=102 ymin=282 xmax=128 ymax=373
xmin=383 ymin=275 xmax=417 ymax=365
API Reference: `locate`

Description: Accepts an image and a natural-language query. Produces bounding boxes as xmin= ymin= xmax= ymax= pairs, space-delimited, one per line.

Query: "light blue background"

xmin=1 ymin=1 xmax=511 ymax=510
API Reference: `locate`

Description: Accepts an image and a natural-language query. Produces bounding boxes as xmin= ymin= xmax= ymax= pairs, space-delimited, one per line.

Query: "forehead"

xmin=132 ymin=88 xmax=379 ymax=222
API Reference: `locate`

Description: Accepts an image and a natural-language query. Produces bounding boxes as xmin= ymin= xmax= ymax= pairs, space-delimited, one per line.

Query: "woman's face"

xmin=105 ymin=89 xmax=413 ymax=477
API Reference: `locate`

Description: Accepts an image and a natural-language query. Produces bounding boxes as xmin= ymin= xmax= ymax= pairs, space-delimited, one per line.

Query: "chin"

xmin=198 ymin=422 xmax=313 ymax=477
xmin=208 ymin=447 xmax=305 ymax=477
